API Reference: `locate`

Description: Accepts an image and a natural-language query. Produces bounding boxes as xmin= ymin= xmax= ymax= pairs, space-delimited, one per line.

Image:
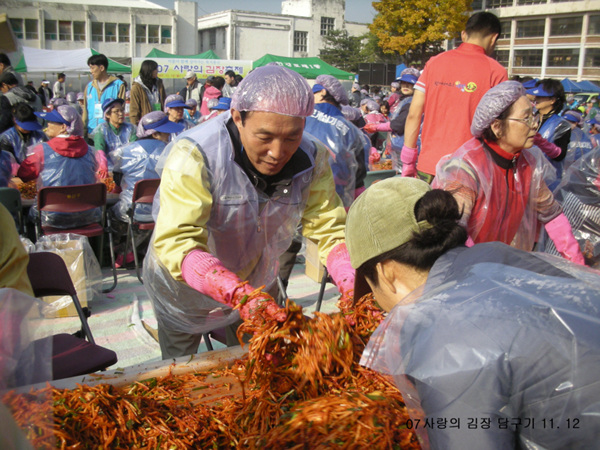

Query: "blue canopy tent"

xmin=561 ymin=78 xmax=585 ymax=93
xmin=576 ymin=80 xmax=600 ymax=93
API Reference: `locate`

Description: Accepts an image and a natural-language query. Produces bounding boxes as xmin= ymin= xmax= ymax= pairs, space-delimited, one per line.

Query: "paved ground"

xmin=33 ymin=255 xmax=341 ymax=370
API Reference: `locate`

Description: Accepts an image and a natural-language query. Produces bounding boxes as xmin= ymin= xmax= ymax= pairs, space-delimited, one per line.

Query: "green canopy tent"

xmin=14 ymin=47 xmax=130 ymax=73
xmin=253 ymin=54 xmax=354 ymax=81
xmin=145 ymin=48 xmax=220 ymax=59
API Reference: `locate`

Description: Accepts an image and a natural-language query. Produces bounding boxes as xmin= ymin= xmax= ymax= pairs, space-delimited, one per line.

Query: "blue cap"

xmin=399 ymin=73 xmax=418 ymax=85
xmin=562 ymin=111 xmax=582 ymax=125
xmin=312 ymin=83 xmax=326 ymax=93
xmin=35 ymin=110 xmax=70 ymax=125
xmin=212 ymin=97 xmax=231 ymax=111
xmin=588 ymin=117 xmax=600 ymax=126
xmin=522 ymin=79 xmax=538 ymax=89
xmin=15 ymin=119 xmax=43 ymax=131
xmin=165 ymin=99 xmax=191 ymax=109
xmin=526 ymin=86 xmax=555 ymax=97
xmin=101 ymin=97 xmax=125 ymax=113
xmin=142 ymin=114 xmax=185 ymax=134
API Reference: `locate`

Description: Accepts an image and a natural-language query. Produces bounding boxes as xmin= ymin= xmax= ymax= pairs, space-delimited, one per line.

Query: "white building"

xmin=197 ymin=0 xmax=369 ymax=61
xmin=476 ymin=0 xmax=600 ymax=81
xmin=3 ymin=0 xmax=198 ymax=64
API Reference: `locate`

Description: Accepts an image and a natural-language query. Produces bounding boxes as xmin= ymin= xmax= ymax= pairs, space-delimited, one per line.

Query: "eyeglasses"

xmin=507 ymin=113 xmax=540 ymax=129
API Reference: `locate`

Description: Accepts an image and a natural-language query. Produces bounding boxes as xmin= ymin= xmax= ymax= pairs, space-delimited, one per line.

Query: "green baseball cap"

xmin=346 ymin=177 xmax=432 ymax=299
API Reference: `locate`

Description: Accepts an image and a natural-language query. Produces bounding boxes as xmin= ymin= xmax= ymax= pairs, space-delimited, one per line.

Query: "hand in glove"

xmin=326 ymin=242 xmax=355 ymax=303
xmin=364 ymin=122 xmax=392 ymax=134
xmin=182 ymin=250 xmax=286 ymax=322
xmin=533 ymin=133 xmax=561 ymax=159
xmin=96 ymin=150 xmax=109 ymax=180
xmin=544 ymin=213 xmax=585 ymax=265
xmin=400 ymin=145 xmax=418 ymax=178
xmin=368 ymin=147 xmax=381 ymax=165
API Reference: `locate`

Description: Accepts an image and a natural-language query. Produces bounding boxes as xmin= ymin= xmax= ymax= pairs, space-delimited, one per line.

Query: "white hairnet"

xmin=207 ymin=98 xmax=219 ymax=109
xmin=55 ymin=105 xmax=84 ymax=137
xmin=391 ymin=82 xmax=400 ymax=89
xmin=51 ymin=98 xmax=68 ymax=107
xmin=186 ymin=98 xmax=197 ymax=108
xmin=315 ymin=74 xmax=349 ymax=106
xmin=231 ymin=65 xmax=314 ymax=117
xmin=365 ymin=99 xmax=380 ymax=112
xmin=471 ymin=81 xmax=525 ymax=138
xmin=66 ymin=92 xmax=77 ymax=103
xmin=341 ymin=105 xmax=362 ymax=122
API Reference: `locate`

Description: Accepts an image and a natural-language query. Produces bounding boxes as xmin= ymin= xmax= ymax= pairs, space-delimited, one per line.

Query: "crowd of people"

xmin=2 ymin=9 xmax=600 ymax=449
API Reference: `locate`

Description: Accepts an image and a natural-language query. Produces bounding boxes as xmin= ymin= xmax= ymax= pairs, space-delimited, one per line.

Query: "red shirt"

xmin=415 ymin=43 xmax=507 ymax=176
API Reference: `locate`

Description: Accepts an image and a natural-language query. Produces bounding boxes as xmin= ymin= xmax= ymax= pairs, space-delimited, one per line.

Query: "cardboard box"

xmin=304 ymin=237 xmax=325 ymax=282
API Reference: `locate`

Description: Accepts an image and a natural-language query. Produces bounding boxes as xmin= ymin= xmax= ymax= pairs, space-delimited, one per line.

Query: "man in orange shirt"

xmin=401 ymin=12 xmax=508 ymax=182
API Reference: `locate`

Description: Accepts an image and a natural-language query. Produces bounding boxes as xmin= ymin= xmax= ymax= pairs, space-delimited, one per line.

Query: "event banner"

xmin=132 ymin=58 xmax=253 ymax=79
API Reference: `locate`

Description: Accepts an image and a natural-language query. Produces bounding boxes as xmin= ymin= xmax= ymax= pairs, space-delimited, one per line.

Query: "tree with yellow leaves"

xmin=370 ymin=0 xmax=472 ymax=65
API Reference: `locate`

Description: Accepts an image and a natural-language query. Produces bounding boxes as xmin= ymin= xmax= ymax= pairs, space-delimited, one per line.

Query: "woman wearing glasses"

xmin=92 ymin=98 xmax=137 ymax=179
xmin=433 ymin=81 xmax=584 ymax=264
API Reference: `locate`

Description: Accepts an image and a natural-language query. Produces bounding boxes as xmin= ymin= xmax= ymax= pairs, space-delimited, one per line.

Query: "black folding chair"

xmin=28 ymin=252 xmax=118 ymax=380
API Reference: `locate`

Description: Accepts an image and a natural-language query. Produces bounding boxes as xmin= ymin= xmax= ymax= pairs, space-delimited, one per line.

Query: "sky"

xmin=195 ymin=0 xmax=377 ymax=24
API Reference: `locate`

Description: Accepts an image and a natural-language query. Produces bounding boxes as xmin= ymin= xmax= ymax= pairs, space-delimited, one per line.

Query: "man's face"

xmin=232 ymin=110 xmax=305 ymax=176
xmin=167 ymin=107 xmax=184 ymax=122
xmin=58 ymin=76 xmax=65 ymax=83
xmin=88 ymin=64 xmax=104 ymax=80
xmin=225 ymin=74 xmax=234 ymax=86
xmin=186 ymin=76 xmax=195 ymax=86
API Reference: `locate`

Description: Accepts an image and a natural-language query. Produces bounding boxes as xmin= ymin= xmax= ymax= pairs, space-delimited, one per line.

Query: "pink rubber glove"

xmin=326 ymin=243 xmax=355 ymax=301
xmin=182 ymin=250 xmax=286 ymax=321
xmin=368 ymin=147 xmax=381 ymax=165
xmin=96 ymin=150 xmax=109 ymax=179
xmin=544 ymin=213 xmax=585 ymax=265
xmin=465 ymin=236 xmax=475 ymax=247
xmin=400 ymin=145 xmax=418 ymax=178
xmin=533 ymin=133 xmax=561 ymax=159
xmin=364 ymin=122 xmax=392 ymax=133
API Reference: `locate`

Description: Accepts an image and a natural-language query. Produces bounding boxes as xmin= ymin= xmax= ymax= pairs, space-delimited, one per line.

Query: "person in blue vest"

xmin=92 ymin=98 xmax=137 ymax=177
xmin=82 ymin=53 xmax=126 ymax=139
xmin=0 ymin=103 xmax=47 ymax=164
xmin=526 ymin=79 xmax=571 ymax=189
xmin=164 ymin=94 xmax=194 ymax=140
xmin=305 ymin=74 xmax=368 ymax=208
xmin=17 ymin=106 xmax=104 ymax=228
xmin=109 ymin=111 xmax=184 ymax=267
xmin=560 ymin=110 xmax=596 ymax=171
xmin=183 ymin=98 xmax=201 ymax=125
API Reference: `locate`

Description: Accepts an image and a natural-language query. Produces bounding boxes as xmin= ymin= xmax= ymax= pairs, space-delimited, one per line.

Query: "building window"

xmin=550 ymin=17 xmax=582 ymax=36
xmin=495 ymin=49 xmax=510 ymax=66
xmin=92 ymin=22 xmax=103 ymax=42
xmin=547 ymin=48 xmax=579 ymax=66
xmin=320 ymin=17 xmax=334 ymax=36
xmin=585 ymin=48 xmax=600 ymax=67
xmin=136 ymin=24 xmax=146 ymax=43
xmin=294 ymin=31 xmax=308 ymax=52
xmin=44 ymin=20 xmax=57 ymax=41
xmin=148 ymin=25 xmax=159 ymax=44
xmin=73 ymin=21 xmax=85 ymax=41
xmin=59 ymin=21 xmax=71 ymax=41
xmin=119 ymin=23 xmax=130 ymax=43
xmin=471 ymin=0 xmax=483 ymax=10
xmin=517 ymin=0 xmax=545 ymax=5
xmin=589 ymin=15 xmax=600 ymax=35
xmin=499 ymin=21 xmax=511 ymax=39
xmin=487 ymin=0 xmax=512 ymax=7
xmin=25 ymin=19 xmax=38 ymax=40
xmin=105 ymin=23 xmax=117 ymax=42
xmin=514 ymin=49 xmax=543 ymax=66
xmin=10 ymin=18 xmax=23 ymax=39
xmin=161 ymin=26 xmax=171 ymax=44
xmin=516 ymin=19 xmax=545 ymax=38
xmin=222 ymin=28 xmax=226 ymax=47
xmin=209 ymin=29 xmax=216 ymax=47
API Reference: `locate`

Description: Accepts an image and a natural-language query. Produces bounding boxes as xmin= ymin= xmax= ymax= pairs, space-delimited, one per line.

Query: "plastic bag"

xmin=0 ymin=288 xmax=52 ymax=390
xmin=361 ymin=244 xmax=600 ymax=449
xmin=32 ymin=234 xmax=101 ymax=318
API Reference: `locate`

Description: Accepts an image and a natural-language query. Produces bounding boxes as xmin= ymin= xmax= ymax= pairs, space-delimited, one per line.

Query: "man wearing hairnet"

xmin=144 ymin=65 xmax=355 ymax=359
